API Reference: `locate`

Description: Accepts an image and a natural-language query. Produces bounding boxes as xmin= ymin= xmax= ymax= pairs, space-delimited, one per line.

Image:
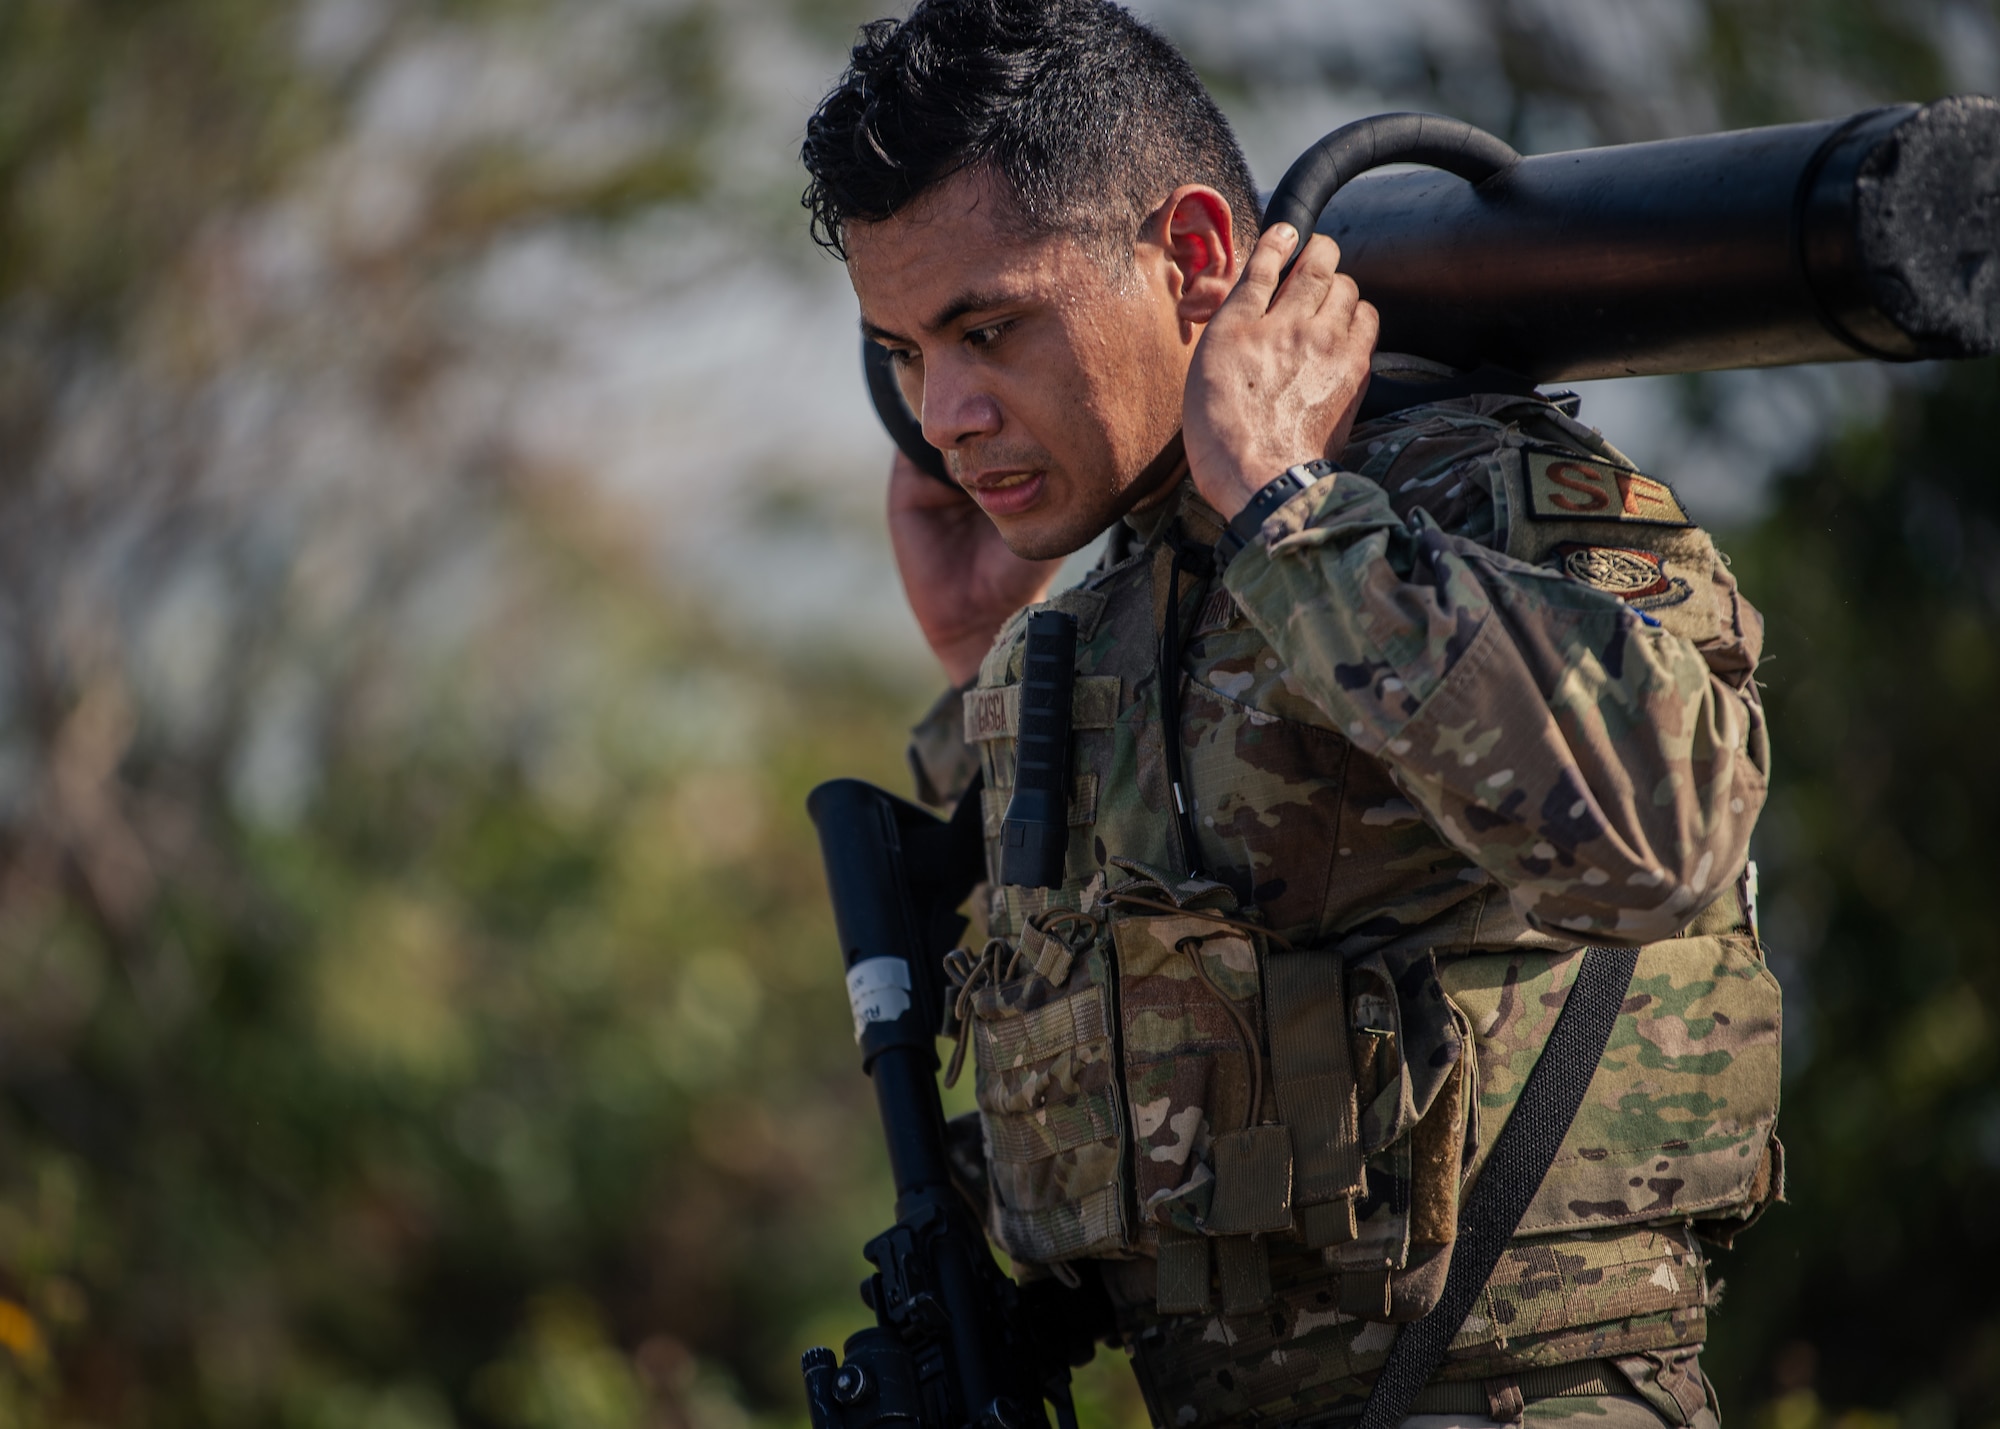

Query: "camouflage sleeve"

xmin=1220 ymin=469 xmax=1768 ymax=944
xmin=907 ymin=681 xmax=980 ymax=810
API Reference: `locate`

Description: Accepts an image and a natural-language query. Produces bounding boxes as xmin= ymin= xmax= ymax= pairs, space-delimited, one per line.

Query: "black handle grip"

xmin=1262 ymin=112 xmax=1519 ymax=282
xmin=999 ymin=611 xmax=1078 ymax=889
xmin=864 ymin=339 xmax=953 ymax=485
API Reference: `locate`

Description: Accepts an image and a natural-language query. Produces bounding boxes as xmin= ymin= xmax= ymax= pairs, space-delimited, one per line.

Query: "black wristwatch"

xmin=1215 ymin=458 xmax=1338 ymax=562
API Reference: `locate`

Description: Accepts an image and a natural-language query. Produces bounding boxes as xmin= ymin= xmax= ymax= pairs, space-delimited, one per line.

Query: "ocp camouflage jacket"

xmin=908 ymin=394 xmax=1781 ymax=1425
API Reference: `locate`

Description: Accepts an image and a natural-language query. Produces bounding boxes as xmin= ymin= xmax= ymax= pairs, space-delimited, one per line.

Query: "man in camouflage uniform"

xmin=802 ymin=3 xmax=1778 ymax=1426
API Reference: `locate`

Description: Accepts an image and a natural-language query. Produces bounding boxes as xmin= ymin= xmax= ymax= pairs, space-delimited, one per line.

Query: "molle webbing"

xmin=1119 ymin=1222 xmax=1709 ymax=1429
xmin=1154 ymin=1232 xmax=1213 ymax=1315
xmin=1152 ymin=943 xmax=1366 ymax=1317
xmin=1208 ymin=1126 xmax=1296 ymax=1236
xmin=967 ymin=917 xmax=1130 ymax=1267
xmin=1216 ymin=1235 xmax=1274 ymax=1315
xmin=1154 ymin=1227 xmax=1283 ymax=1318
xmin=1401 ymin=1359 xmax=1625 ymax=1415
xmin=1265 ymin=951 xmax=1365 ymax=1246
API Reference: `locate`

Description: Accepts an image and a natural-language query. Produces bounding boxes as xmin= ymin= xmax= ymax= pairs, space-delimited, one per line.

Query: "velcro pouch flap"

xmin=1266 ymin=950 xmax=1365 ymax=1234
xmin=1205 ymin=1125 xmax=1295 ymax=1236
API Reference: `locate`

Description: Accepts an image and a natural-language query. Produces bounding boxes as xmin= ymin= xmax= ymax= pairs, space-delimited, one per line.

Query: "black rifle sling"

xmin=1357 ymin=944 xmax=1642 ymax=1429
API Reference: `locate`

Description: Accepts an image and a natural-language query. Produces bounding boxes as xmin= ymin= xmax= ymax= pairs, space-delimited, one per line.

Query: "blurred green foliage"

xmin=0 ymin=0 xmax=1993 ymax=1426
xmin=1711 ymin=357 xmax=2000 ymax=1427
xmin=0 ymin=0 xmax=327 ymax=331
xmin=0 ymin=564 xmax=931 ymax=1426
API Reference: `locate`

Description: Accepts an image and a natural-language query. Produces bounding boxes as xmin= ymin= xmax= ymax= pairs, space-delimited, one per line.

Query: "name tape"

xmin=964 ymin=676 xmax=1121 ymax=742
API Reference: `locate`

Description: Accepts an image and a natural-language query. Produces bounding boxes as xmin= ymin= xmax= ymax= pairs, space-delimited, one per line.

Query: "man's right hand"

xmin=888 ymin=450 xmax=1064 ymax=687
xmin=1182 ymin=224 xmax=1378 ymax=522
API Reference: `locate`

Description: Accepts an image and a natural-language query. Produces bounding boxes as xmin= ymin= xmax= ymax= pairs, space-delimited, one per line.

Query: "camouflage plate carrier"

xmin=910 ymin=394 xmax=1780 ymax=1428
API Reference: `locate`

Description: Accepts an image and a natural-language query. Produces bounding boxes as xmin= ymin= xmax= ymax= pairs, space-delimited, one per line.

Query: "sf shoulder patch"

xmin=1523 ymin=449 xmax=1691 ymax=527
xmin=1551 ymin=542 xmax=1693 ymax=611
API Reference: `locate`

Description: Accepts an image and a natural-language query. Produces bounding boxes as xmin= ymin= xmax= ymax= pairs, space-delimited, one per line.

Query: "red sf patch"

xmin=1551 ymin=542 xmax=1693 ymax=611
xmin=1524 ymin=450 xmax=1691 ymax=526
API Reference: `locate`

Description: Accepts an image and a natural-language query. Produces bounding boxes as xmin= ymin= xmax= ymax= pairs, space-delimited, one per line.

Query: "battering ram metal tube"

xmin=1312 ymin=96 xmax=2000 ymax=380
xmin=865 ymin=96 xmax=2000 ymax=480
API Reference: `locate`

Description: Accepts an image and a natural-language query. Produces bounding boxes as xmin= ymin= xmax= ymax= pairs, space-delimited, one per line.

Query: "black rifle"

xmin=801 ymin=777 xmax=1110 ymax=1429
xmin=870 ymin=97 xmax=2000 ymax=482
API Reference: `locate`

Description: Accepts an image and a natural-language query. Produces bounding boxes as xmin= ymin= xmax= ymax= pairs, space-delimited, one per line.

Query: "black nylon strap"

xmin=1157 ymin=532 xmax=1214 ymax=879
xmin=1216 ymin=459 xmax=1336 ymax=563
xmin=1357 ymin=944 xmax=1641 ymax=1429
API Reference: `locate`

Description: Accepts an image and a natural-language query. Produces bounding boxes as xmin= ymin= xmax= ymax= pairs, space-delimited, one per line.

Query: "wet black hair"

xmin=800 ymin=0 xmax=1260 ymax=262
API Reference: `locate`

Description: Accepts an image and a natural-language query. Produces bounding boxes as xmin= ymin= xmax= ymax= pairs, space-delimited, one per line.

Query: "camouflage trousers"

xmin=1399 ymin=1394 xmax=1718 ymax=1429
xmin=1121 ymin=1348 xmax=1721 ymax=1429
xmin=1285 ymin=1355 xmax=1720 ymax=1429
xmin=1114 ymin=1230 xmax=1715 ymax=1429
xmin=1130 ymin=1387 xmax=1721 ymax=1429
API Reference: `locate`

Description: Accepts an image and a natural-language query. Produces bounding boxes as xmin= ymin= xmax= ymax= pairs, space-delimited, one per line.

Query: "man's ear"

xmin=1158 ymin=186 xmax=1239 ymax=325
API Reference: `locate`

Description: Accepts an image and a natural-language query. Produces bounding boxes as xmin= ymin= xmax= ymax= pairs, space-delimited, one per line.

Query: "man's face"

xmin=844 ymin=169 xmax=1193 ymax=560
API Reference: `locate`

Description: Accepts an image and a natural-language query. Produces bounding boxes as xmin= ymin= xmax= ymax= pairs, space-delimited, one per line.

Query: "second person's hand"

xmin=887 ymin=450 xmax=1065 ymax=687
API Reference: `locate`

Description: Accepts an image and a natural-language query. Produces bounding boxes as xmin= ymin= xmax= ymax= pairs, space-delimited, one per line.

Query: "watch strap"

xmin=1216 ymin=459 xmax=1337 ymax=562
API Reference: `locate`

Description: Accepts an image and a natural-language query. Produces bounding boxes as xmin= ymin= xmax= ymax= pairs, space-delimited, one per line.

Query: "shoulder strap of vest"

xmin=1355 ymin=364 xmax=1542 ymax=424
xmin=1357 ymin=944 xmax=1642 ymax=1429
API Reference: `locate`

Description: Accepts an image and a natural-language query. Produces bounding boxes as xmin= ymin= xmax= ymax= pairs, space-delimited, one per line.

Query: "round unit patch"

xmin=1564 ymin=545 xmax=1664 ymax=593
xmin=1551 ymin=542 xmax=1693 ymax=610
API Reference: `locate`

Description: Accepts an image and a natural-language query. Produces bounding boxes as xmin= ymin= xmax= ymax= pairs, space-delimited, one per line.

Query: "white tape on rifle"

xmin=846 ymin=957 xmax=912 ymax=1041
